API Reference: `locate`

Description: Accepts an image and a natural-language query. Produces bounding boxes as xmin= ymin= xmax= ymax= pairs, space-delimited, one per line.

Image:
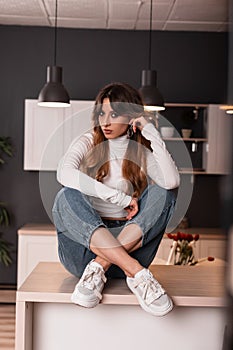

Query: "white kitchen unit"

xmin=162 ymin=103 xmax=232 ymax=175
xmin=17 ymin=224 xmax=226 ymax=287
xmin=199 ymin=239 xmax=227 ymax=261
xmin=17 ymin=224 xmax=59 ymax=287
xmin=203 ymin=104 xmax=232 ymax=174
xmin=15 ymin=262 xmax=226 ymax=350
xmin=24 ymin=99 xmax=94 ymax=170
xmin=24 ymin=101 xmax=232 ymax=174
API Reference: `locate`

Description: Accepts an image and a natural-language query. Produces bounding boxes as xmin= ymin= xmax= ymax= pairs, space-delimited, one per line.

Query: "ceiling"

xmin=0 ymin=0 xmax=229 ymax=32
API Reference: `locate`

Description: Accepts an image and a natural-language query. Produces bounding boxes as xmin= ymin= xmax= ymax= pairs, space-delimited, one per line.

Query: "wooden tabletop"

xmin=17 ymin=262 xmax=226 ymax=307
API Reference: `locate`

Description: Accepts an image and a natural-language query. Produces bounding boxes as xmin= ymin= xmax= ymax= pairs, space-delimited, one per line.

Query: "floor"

xmin=0 ymin=304 xmax=15 ymax=350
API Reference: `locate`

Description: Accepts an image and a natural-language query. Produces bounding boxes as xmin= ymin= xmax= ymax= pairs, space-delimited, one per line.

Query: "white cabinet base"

xmin=17 ymin=225 xmax=59 ymax=287
xmin=15 ymin=262 xmax=226 ymax=350
xmin=33 ymin=303 xmax=225 ymax=350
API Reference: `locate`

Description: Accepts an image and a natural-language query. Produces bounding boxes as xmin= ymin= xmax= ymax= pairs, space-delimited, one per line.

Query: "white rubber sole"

xmin=71 ymin=293 xmax=100 ymax=308
xmin=127 ymin=282 xmax=173 ymax=316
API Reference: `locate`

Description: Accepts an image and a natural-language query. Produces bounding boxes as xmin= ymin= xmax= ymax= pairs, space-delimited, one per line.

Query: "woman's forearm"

xmin=142 ymin=123 xmax=180 ymax=189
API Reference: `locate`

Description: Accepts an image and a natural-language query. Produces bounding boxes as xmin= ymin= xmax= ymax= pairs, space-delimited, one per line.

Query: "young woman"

xmin=52 ymin=82 xmax=180 ymax=316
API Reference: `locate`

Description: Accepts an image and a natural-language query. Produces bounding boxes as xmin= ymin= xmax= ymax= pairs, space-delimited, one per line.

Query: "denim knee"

xmin=52 ymin=187 xmax=105 ymax=249
xmin=144 ymin=184 xmax=177 ymax=207
xmin=126 ymin=184 xmax=177 ymax=235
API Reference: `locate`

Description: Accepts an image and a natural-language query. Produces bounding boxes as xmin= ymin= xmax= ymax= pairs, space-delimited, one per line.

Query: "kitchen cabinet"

xmin=203 ymin=104 xmax=232 ymax=174
xmin=24 ymin=99 xmax=94 ymax=170
xmin=17 ymin=224 xmax=226 ymax=287
xmin=17 ymin=224 xmax=59 ymax=287
xmin=160 ymin=103 xmax=232 ymax=174
xmin=199 ymin=239 xmax=227 ymax=261
xmin=24 ymin=101 xmax=231 ymax=174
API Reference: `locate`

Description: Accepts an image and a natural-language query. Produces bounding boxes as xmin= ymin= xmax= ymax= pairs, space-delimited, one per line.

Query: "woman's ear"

xmin=127 ymin=124 xmax=134 ymax=139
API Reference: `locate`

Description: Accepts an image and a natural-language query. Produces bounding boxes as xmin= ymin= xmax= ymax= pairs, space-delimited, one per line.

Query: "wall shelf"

xmin=179 ymin=169 xmax=206 ymax=174
xmin=160 ymin=104 xmax=231 ymax=175
xmin=178 ymin=170 xmax=229 ymax=175
xmin=164 ymin=103 xmax=209 ymax=108
xmin=163 ymin=137 xmax=208 ymax=142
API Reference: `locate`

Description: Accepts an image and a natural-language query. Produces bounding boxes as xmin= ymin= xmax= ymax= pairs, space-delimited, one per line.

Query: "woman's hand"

xmin=124 ymin=198 xmax=138 ymax=220
xmin=129 ymin=115 xmax=150 ymax=133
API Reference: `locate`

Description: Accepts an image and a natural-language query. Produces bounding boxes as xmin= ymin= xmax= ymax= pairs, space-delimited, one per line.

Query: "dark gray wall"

xmin=0 ymin=25 xmax=228 ymax=284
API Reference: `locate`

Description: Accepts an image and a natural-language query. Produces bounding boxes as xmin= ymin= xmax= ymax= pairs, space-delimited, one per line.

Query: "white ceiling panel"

xmin=0 ymin=0 xmax=47 ymax=16
xmin=109 ymin=2 xmax=140 ymax=20
xmin=56 ymin=17 xmax=107 ymax=29
xmin=108 ymin=19 xmax=137 ymax=30
xmin=0 ymin=0 xmax=229 ymax=32
xmin=109 ymin=0 xmax=145 ymax=3
xmin=138 ymin=2 xmax=173 ymax=21
xmin=0 ymin=15 xmax=49 ymax=26
xmin=169 ymin=0 xmax=228 ymax=22
xmin=136 ymin=19 xmax=165 ymax=30
xmin=44 ymin=0 xmax=107 ymax=18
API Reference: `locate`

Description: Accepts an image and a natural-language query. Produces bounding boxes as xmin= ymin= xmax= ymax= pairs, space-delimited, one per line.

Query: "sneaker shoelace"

xmin=133 ymin=273 xmax=165 ymax=306
xmin=79 ymin=265 xmax=107 ymax=300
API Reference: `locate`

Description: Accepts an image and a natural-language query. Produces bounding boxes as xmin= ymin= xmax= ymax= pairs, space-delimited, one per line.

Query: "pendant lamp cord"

xmin=54 ymin=0 xmax=58 ymax=66
xmin=148 ymin=0 xmax=153 ymax=70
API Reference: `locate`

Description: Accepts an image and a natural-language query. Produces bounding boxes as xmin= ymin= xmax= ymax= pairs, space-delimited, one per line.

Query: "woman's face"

xmin=98 ymin=98 xmax=130 ymax=139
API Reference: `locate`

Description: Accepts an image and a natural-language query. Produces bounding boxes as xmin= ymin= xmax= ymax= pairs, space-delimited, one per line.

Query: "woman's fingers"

xmin=129 ymin=116 xmax=149 ymax=132
xmin=125 ymin=198 xmax=138 ymax=220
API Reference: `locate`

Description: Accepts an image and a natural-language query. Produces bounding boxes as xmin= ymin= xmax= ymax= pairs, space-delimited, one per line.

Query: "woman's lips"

xmin=103 ymin=129 xmax=113 ymax=134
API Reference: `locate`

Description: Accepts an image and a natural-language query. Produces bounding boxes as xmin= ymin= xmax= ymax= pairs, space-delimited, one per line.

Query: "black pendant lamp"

xmin=139 ymin=0 xmax=165 ymax=111
xmin=38 ymin=0 xmax=70 ymax=107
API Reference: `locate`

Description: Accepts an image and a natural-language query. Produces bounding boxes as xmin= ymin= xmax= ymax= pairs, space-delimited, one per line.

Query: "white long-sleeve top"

xmin=57 ymin=123 xmax=180 ymax=218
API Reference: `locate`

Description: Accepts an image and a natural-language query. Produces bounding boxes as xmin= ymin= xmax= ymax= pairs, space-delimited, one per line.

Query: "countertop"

xmin=17 ymin=262 xmax=226 ymax=307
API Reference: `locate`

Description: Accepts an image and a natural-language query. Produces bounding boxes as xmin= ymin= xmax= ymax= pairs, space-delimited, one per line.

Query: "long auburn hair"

xmin=80 ymin=82 xmax=153 ymax=198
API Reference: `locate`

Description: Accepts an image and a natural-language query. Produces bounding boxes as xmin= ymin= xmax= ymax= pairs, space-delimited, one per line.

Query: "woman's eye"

xmin=98 ymin=111 xmax=119 ymax=118
xmin=111 ymin=112 xmax=118 ymax=118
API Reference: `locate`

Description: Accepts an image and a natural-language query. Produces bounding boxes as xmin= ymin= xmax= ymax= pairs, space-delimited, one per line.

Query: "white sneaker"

xmin=71 ymin=260 xmax=107 ymax=308
xmin=126 ymin=268 xmax=173 ymax=316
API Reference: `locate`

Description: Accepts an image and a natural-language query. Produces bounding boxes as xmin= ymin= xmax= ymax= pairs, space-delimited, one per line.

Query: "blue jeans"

xmin=52 ymin=185 xmax=176 ymax=278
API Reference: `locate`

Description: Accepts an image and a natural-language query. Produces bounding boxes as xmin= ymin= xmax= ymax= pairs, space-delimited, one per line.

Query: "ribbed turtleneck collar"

xmin=108 ymin=134 xmax=129 ymax=155
xmin=108 ymin=134 xmax=129 ymax=145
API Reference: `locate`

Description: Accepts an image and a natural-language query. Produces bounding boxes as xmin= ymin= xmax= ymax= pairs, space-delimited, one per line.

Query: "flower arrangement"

xmin=167 ymin=232 xmax=200 ymax=265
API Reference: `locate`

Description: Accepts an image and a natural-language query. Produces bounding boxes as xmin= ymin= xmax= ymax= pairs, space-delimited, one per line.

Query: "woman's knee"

xmin=140 ymin=184 xmax=176 ymax=211
xmin=131 ymin=185 xmax=177 ymax=234
xmin=52 ymin=187 xmax=104 ymax=249
xmin=146 ymin=184 xmax=176 ymax=200
xmin=158 ymin=187 xmax=177 ymax=219
xmin=62 ymin=187 xmax=87 ymax=212
xmin=53 ymin=187 xmax=85 ymax=211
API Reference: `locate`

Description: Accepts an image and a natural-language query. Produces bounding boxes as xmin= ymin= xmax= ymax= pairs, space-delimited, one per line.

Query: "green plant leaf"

xmin=0 ymin=137 xmax=13 ymax=160
xmin=0 ymin=205 xmax=10 ymax=226
xmin=0 ymin=233 xmax=13 ymax=266
xmin=0 ymin=136 xmax=13 ymax=267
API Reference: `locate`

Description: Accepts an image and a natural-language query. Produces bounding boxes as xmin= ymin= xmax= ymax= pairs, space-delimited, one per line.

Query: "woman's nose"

xmin=103 ymin=114 xmax=111 ymax=126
